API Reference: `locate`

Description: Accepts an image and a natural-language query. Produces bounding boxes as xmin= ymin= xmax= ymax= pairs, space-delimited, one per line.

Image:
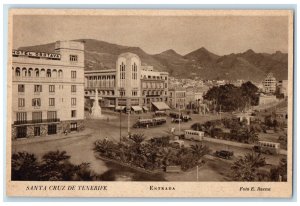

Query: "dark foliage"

xmin=11 ymin=151 xmax=98 ymax=181
xmin=203 ymin=82 xmax=259 ymax=112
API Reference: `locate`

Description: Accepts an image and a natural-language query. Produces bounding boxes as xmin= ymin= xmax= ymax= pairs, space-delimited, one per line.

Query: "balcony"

xmin=14 ymin=118 xmax=60 ymax=125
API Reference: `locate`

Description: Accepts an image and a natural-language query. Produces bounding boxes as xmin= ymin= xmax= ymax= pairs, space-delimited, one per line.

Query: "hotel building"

xmin=84 ymin=52 xmax=169 ymax=111
xmin=11 ymin=41 xmax=85 ymax=139
xmin=262 ymin=73 xmax=277 ymax=93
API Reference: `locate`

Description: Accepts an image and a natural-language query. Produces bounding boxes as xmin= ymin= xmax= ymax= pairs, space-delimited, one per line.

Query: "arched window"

xmin=40 ymin=69 xmax=45 ymax=77
xmin=15 ymin=67 xmax=20 ymax=77
xmin=58 ymin=70 xmax=63 ymax=78
xmin=28 ymin=68 xmax=33 ymax=77
xmin=132 ymin=62 xmax=137 ymax=80
xmin=46 ymin=69 xmax=51 ymax=77
xmin=22 ymin=67 xmax=27 ymax=77
xmin=120 ymin=62 xmax=126 ymax=87
xmin=35 ymin=68 xmax=39 ymax=77
xmin=52 ymin=69 xmax=57 ymax=78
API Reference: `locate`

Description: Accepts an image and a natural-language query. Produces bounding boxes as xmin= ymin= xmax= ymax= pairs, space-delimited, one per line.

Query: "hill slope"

xmin=18 ymin=39 xmax=288 ymax=81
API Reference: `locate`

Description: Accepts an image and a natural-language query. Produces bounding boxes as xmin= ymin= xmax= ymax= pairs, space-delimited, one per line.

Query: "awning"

xmin=142 ymin=106 xmax=149 ymax=111
xmin=131 ymin=106 xmax=142 ymax=111
xmin=151 ymin=102 xmax=170 ymax=111
xmin=115 ymin=106 xmax=125 ymax=110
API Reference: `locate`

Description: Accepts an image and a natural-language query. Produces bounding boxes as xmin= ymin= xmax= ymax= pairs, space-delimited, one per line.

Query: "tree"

xmin=39 ymin=150 xmax=75 ymax=181
xmin=242 ymin=129 xmax=259 ymax=144
xmin=12 ymin=151 xmax=98 ymax=181
xmin=129 ymin=133 xmax=145 ymax=145
xmin=270 ymin=158 xmax=287 ymax=181
xmin=240 ymin=81 xmax=259 ymax=106
xmin=231 ymin=152 xmax=266 ymax=181
xmin=11 ymin=152 xmax=40 ymax=181
xmin=190 ymin=144 xmax=209 ymax=159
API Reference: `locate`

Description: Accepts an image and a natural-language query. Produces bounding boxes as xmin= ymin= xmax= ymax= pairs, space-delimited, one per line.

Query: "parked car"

xmin=215 ymin=150 xmax=234 ymax=159
xmin=169 ymin=139 xmax=185 ymax=148
xmin=172 ymin=118 xmax=182 ymax=123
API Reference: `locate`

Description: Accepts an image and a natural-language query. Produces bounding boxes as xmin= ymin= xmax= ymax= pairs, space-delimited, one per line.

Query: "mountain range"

xmin=18 ymin=39 xmax=288 ymax=81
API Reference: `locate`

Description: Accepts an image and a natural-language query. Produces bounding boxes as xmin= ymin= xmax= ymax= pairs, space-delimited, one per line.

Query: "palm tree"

xmin=190 ymin=144 xmax=209 ymax=159
xmin=231 ymin=152 xmax=266 ymax=181
xmin=94 ymin=139 xmax=115 ymax=156
xmin=129 ymin=133 xmax=145 ymax=145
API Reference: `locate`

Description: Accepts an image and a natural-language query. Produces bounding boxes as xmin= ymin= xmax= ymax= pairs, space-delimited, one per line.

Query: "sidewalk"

xmin=12 ymin=128 xmax=93 ymax=146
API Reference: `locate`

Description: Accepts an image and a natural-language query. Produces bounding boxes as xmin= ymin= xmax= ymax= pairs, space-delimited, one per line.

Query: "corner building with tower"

xmin=11 ymin=41 xmax=85 ymax=139
xmin=85 ymin=52 xmax=169 ymax=111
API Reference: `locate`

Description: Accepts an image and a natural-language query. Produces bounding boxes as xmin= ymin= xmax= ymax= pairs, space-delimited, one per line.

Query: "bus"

xmin=133 ymin=117 xmax=167 ymax=128
xmin=253 ymin=141 xmax=281 ymax=155
xmin=184 ymin=130 xmax=204 ymax=141
xmin=153 ymin=117 xmax=167 ymax=125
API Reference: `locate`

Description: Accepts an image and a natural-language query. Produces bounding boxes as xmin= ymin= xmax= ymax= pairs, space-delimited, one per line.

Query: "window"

xmin=32 ymin=98 xmax=41 ymax=107
xmin=69 ymin=55 xmax=78 ymax=62
xmin=46 ymin=69 xmax=51 ymax=77
xmin=70 ymin=122 xmax=77 ymax=131
xmin=49 ymin=85 xmax=55 ymax=93
xmin=15 ymin=68 xmax=21 ymax=76
xmin=17 ymin=126 xmax=27 ymax=138
xmin=34 ymin=127 xmax=40 ymax=136
xmin=32 ymin=112 xmax=42 ymax=123
xmin=71 ymin=98 xmax=76 ymax=106
xmin=48 ymin=124 xmax=57 ymax=135
xmin=71 ymin=71 xmax=76 ymax=79
xmin=71 ymin=110 xmax=76 ymax=118
xmin=132 ymin=63 xmax=137 ymax=80
xmin=16 ymin=112 xmax=27 ymax=124
xmin=132 ymin=91 xmax=137 ymax=96
xmin=18 ymin=84 xmax=25 ymax=92
xmin=49 ymin=98 xmax=55 ymax=106
xmin=119 ymin=91 xmax=125 ymax=96
xmin=35 ymin=69 xmax=39 ymax=77
xmin=47 ymin=111 xmax=57 ymax=121
xmin=34 ymin=85 xmax=42 ymax=93
xmin=71 ymin=85 xmax=76 ymax=93
xmin=18 ymin=98 xmax=25 ymax=107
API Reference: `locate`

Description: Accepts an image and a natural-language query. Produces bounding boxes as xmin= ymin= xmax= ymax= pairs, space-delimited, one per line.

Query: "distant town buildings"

xmin=11 ymin=40 xmax=85 ymax=139
xmin=262 ymin=73 xmax=277 ymax=93
xmin=85 ymin=53 xmax=169 ymax=111
xmin=168 ymin=87 xmax=186 ymax=110
xmin=277 ymin=80 xmax=288 ymax=97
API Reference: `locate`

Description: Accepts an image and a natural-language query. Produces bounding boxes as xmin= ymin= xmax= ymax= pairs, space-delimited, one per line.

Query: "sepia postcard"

xmin=6 ymin=9 xmax=294 ymax=198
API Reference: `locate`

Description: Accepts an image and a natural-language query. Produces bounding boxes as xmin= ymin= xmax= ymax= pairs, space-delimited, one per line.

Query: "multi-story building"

xmin=84 ymin=52 xmax=169 ymax=111
xmin=262 ymin=73 xmax=277 ymax=93
xmin=11 ymin=40 xmax=85 ymax=139
xmin=168 ymin=87 xmax=186 ymax=110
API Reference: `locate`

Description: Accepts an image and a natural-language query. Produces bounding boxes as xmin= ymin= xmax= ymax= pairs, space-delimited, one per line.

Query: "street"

xmin=12 ymin=111 xmax=286 ymax=181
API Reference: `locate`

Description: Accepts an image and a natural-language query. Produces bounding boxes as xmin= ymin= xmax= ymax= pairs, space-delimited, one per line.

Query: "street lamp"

xmin=119 ymin=88 xmax=124 ymax=142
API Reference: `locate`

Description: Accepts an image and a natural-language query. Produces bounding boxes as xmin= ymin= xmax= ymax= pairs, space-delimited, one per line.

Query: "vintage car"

xmin=215 ymin=150 xmax=234 ymax=159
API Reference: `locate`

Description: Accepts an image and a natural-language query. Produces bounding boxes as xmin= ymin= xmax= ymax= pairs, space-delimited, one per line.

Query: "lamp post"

xmin=127 ymin=102 xmax=131 ymax=136
xmin=119 ymin=88 xmax=124 ymax=142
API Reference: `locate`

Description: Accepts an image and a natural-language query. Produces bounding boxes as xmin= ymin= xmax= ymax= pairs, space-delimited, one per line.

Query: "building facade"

xmin=277 ymin=80 xmax=288 ymax=97
xmin=168 ymin=88 xmax=186 ymax=110
xmin=85 ymin=53 xmax=169 ymax=111
xmin=11 ymin=41 xmax=85 ymax=139
xmin=262 ymin=73 xmax=277 ymax=93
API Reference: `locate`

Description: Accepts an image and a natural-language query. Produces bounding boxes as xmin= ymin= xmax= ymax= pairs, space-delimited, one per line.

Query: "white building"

xmin=262 ymin=73 xmax=277 ymax=93
xmin=11 ymin=40 xmax=85 ymax=139
xmin=85 ymin=53 xmax=169 ymax=111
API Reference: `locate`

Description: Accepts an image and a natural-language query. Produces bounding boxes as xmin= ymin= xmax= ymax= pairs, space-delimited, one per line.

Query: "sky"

xmin=12 ymin=15 xmax=289 ymax=55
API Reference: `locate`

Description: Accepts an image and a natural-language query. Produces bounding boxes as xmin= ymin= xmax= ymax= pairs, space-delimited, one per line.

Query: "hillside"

xmin=18 ymin=39 xmax=288 ymax=81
